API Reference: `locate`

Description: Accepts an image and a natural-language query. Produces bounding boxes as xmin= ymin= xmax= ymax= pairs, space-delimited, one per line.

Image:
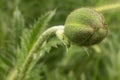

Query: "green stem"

xmin=18 ymin=25 xmax=64 ymax=80
xmin=6 ymin=67 xmax=17 ymax=80
xmin=95 ymin=3 xmax=120 ymax=12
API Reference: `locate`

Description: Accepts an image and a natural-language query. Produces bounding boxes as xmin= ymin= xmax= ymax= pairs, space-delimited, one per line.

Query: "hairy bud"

xmin=64 ymin=8 xmax=108 ymax=46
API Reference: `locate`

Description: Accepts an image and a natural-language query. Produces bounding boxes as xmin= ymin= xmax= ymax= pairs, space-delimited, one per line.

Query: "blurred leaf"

xmin=17 ymin=10 xmax=56 ymax=79
xmin=12 ymin=8 xmax=25 ymax=44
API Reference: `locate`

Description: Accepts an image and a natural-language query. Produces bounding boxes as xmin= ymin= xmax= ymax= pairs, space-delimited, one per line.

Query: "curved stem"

xmin=95 ymin=3 xmax=120 ymax=12
xmin=18 ymin=25 xmax=64 ymax=80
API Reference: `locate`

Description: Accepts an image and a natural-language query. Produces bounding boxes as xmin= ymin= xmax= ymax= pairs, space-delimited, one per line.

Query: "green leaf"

xmin=12 ymin=8 xmax=25 ymax=44
xmin=17 ymin=10 xmax=56 ymax=79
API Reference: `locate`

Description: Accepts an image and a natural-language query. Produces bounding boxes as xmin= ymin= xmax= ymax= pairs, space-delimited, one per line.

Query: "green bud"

xmin=64 ymin=8 xmax=108 ymax=46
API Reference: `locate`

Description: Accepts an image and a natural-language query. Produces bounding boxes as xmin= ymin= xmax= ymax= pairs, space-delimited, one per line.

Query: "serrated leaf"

xmin=17 ymin=10 xmax=56 ymax=79
xmin=12 ymin=8 xmax=25 ymax=44
xmin=42 ymin=36 xmax=63 ymax=53
xmin=28 ymin=36 xmax=63 ymax=72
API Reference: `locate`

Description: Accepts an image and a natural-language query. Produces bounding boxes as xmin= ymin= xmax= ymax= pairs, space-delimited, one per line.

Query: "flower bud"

xmin=64 ymin=8 xmax=108 ymax=46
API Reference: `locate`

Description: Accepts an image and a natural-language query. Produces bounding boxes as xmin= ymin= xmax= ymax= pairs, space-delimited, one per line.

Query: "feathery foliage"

xmin=17 ymin=10 xmax=56 ymax=80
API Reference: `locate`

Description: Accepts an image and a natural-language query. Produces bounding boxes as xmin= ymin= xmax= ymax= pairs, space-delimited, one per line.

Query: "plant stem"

xmin=6 ymin=67 xmax=17 ymax=80
xmin=18 ymin=25 xmax=64 ymax=80
xmin=95 ymin=3 xmax=120 ymax=12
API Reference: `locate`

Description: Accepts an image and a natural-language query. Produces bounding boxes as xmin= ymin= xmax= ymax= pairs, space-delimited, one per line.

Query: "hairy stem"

xmin=18 ymin=25 xmax=64 ymax=80
xmin=95 ymin=3 xmax=120 ymax=12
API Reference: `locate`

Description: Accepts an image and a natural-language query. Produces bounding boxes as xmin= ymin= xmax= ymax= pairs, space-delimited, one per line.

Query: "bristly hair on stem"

xmin=18 ymin=26 xmax=64 ymax=80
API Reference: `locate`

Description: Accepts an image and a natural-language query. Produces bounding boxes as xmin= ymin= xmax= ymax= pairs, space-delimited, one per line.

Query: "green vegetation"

xmin=0 ymin=0 xmax=120 ymax=80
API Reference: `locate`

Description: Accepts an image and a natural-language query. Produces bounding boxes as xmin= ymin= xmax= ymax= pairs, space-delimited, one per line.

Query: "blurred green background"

xmin=0 ymin=0 xmax=120 ymax=80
